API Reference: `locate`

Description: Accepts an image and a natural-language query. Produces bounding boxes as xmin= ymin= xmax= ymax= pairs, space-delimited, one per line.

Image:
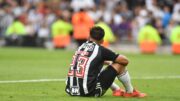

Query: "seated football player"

xmin=65 ymin=26 xmax=147 ymax=97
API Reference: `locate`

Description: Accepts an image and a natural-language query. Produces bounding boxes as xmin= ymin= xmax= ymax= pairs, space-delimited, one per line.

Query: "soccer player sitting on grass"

xmin=65 ymin=26 xmax=147 ymax=97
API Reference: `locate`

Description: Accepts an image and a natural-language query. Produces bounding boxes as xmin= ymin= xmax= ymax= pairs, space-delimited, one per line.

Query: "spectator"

xmin=170 ymin=23 xmax=180 ymax=54
xmin=154 ymin=18 xmax=167 ymax=44
xmin=173 ymin=0 xmax=180 ymax=13
xmin=72 ymin=8 xmax=94 ymax=46
xmin=37 ymin=22 xmax=50 ymax=47
xmin=25 ymin=21 xmax=35 ymax=36
xmin=111 ymin=16 xmax=132 ymax=41
xmin=162 ymin=6 xmax=171 ymax=28
xmin=52 ymin=16 xmax=72 ymax=48
xmin=119 ymin=1 xmax=133 ymax=21
xmin=0 ymin=5 xmax=14 ymax=38
xmin=147 ymin=0 xmax=164 ymax=19
xmin=172 ymin=9 xmax=180 ymax=23
xmin=165 ymin=19 xmax=176 ymax=40
xmin=87 ymin=7 xmax=102 ymax=23
xmin=5 ymin=17 xmax=26 ymax=46
xmin=138 ymin=22 xmax=162 ymax=53
xmin=138 ymin=22 xmax=162 ymax=45
xmin=96 ymin=20 xmax=116 ymax=47
xmin=70 ymin=0 xmax=95 ymax=12
xmin=170 ymin=24 xmax=180 ymax=44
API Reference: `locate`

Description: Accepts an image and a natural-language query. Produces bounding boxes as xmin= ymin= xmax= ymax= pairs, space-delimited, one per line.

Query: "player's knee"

xmin=111 ymin=63 xmax=126 ymax=74
xmin=111 ymin=63 xmax=121 ymax=69
xmin=119 ymin=55 xmax=129 ymax=66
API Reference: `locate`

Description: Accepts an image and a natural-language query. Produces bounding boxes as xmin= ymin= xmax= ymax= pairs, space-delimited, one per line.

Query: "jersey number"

xmin=68 ymin=56 xmax=89 ymax=78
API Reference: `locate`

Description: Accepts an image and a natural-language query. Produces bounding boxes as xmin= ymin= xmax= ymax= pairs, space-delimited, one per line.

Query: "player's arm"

xmin=104 ymin=61 xmax=112 ymax=65
xmin=114 ymin=55 xmax=129 ymax=66
xmin=101 ymin=46 xmax=129 ymax=66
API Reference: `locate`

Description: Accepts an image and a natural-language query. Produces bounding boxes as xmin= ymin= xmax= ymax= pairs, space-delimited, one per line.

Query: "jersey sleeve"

xmin=101 ymin=46 xmax=119 ymax=62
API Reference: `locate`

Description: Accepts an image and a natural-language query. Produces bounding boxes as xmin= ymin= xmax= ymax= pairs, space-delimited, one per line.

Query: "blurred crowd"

xmin=0 ymin=0 xmax=180 ymax=48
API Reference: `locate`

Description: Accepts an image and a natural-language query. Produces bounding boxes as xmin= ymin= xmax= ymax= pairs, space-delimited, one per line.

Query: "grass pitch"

xmin=0 ymin=47 xmax=180 ymax=101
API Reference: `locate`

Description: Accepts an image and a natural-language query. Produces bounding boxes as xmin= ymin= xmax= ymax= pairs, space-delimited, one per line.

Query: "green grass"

xmin=0 ymin=47 xmax=180 ymax=101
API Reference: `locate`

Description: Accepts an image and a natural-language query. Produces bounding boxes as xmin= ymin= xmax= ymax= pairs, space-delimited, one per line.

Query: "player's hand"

xmin=104 ymin=61 xmax=112 ymax=65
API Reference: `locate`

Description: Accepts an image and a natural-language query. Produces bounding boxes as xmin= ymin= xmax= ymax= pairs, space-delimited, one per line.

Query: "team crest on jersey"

xmin=82 ymin=44 xmax=94 ymax=51
xmin=88 ymin=45 xmax=94 ymax=51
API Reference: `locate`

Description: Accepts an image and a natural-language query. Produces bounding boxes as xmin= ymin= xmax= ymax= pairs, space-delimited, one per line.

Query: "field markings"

xmin=132 ymin=75 xmax=180 ymax=79
xmin=0 ymin=79 xmax=65 ymax=84
xmin=0 ymin=76 xmax=180 ymax=84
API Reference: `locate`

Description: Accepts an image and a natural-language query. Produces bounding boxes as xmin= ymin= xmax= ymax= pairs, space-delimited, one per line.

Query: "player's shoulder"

xmin=99 ymin=45 xmax=112 ymax=51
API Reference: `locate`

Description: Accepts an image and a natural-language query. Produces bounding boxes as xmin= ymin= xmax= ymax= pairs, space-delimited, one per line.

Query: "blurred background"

xmin=0 ymin=0 xmax=180 ymax=54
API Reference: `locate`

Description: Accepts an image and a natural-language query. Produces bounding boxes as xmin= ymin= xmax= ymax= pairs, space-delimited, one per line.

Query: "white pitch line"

xmin=0 ymin=76 xmax=180 ymax=84
xmin=132 ymin=75 xmax=180 ymax=79
xmin=0 ymin=79 xmax=65 ymax=84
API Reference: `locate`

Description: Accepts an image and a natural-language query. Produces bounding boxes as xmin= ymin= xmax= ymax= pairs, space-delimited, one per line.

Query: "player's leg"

xmin=93 ymin=63 xmax=127 ymax=97
xmin=111 ymin=57 xmax=147 ymax=98
xmin=93 ymin=65 xmax=119 ymax=97
xmin=111 ymin=82 xmax=125 ymax=96
xmin=100 ymin=67 xmax=124 ymax=96
xmin=111 ymin=82 xmax=120 ymax=91
xmin=111 ymin=63 xmax=133 ymax=94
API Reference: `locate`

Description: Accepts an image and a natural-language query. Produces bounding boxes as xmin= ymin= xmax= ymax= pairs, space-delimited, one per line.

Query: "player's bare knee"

xmin=119 ymin=55 xmax=129 ymax=66
xmin=111 ymin=63 xmax=125 ymax=74
xmin=111 ymin=63 xmax=121 ymax=68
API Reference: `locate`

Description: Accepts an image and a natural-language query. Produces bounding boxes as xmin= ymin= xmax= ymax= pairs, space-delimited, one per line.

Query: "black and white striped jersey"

xmin=65 ymin=41 xmax=118 ymax=96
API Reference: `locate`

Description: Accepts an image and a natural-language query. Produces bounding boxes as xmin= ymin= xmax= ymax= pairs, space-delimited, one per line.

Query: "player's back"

xmin=65 ymin=41 xmax=104 ymax=96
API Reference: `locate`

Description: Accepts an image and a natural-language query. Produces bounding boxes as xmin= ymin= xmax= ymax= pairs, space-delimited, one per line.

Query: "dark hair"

xmin=79 ymin=8 xmax=85 ymax=12
xmin=90 ymin=26 xmax=105 ymax=41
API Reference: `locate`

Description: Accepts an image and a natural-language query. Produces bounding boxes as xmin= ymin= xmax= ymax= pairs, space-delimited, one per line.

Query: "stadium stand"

xmin=0 ymin=0 xmax=180 ymax=54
